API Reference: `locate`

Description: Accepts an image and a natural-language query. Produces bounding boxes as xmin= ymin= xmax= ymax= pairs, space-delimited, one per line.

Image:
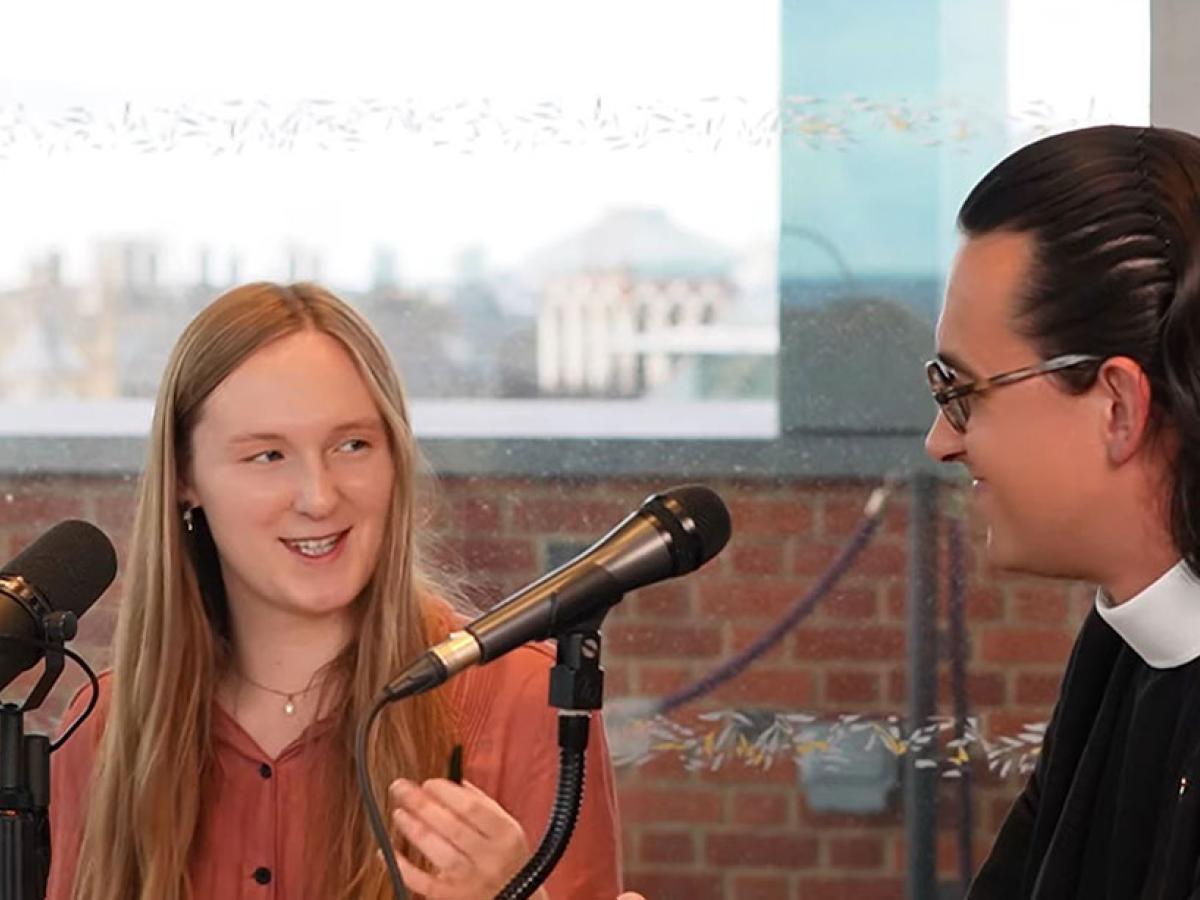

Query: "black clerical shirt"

xmin=970 ymin=563 xmax=1200 ymax=899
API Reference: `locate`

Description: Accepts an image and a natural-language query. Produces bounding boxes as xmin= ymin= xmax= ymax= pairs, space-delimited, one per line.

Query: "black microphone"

xmin=0 ymin=520 xmax=117 ymax=693
xmin=385 ymin=484 xmax=731 ymax=700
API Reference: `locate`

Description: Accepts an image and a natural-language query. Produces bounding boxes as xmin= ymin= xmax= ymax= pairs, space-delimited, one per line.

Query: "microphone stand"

xmin=0 ymin=610 xmax=77 ymax=900
xmin=495 ymin=605 xmax=615 ymax=900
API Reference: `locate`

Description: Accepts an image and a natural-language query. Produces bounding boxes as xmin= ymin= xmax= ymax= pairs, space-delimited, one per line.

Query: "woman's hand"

xmin=388 ymin=777 xmax=548 ymax=900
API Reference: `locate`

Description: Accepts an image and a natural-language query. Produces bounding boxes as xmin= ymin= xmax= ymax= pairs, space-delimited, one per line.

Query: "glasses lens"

xmin=926 ymin=361 xmax=969 ymax=432
xmin=946 ymin=396 xmax=969 ymax=432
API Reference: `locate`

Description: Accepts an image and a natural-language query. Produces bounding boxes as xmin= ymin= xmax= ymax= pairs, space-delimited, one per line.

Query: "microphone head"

xmin=0 ymin=520 xmax=118 ymax=617
xmin=643 ymin=484 xmax=732 ymax=573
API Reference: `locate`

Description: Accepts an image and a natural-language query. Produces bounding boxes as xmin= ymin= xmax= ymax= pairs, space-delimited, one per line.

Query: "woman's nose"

xmin=293 ymin=459 xmax=339 ymax=518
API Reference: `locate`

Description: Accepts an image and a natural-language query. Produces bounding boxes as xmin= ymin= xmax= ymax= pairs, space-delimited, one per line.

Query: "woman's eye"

xmin=338 ymin=438 xmax=369 ymax=453
xmin=248 ymin=449 xmax=283 ymax=463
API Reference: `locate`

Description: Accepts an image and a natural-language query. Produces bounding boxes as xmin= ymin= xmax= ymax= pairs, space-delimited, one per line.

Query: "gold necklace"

xmin=237 ymin=666 xmax=324 ymax=716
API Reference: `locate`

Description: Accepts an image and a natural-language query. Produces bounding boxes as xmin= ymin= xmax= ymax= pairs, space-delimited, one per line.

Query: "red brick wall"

xmin=0 ymin=472 xmax=1092 ymax=898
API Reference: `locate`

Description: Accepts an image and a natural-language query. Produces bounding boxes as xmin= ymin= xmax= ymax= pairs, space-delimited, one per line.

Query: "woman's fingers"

xmin=391 ymin=850 xmax=441 ymax=897
xmin=422 ymin=778 xmax=529 ymax=845
xmin=390 ymin=803 xmax=474 ymax=875
xmin=386 ymin=776 xmax=534 ymax=899
xmin=389 ymin=780 xmax=484 ymax=871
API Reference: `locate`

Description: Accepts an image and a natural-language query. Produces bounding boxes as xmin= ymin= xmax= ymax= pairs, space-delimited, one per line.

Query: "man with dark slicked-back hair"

xmin=926 ymin=125 xmax=1200 ymax=899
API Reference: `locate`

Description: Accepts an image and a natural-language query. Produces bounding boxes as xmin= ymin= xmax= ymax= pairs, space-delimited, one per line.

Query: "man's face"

xmin=926 ymin=231 xmax=1112 ymax=576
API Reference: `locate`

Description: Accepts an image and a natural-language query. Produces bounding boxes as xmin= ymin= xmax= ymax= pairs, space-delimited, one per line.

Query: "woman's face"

xmin=182 ymin=329 xmax=397 ymax=624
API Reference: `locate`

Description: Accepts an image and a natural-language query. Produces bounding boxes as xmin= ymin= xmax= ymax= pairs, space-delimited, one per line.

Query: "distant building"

xmin=532 ymin=208 xmax=773 ymax=397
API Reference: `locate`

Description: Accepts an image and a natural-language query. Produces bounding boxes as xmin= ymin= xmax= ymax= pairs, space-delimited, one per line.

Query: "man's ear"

xmin=1095 ymin=356 xmax=1154 ymax=465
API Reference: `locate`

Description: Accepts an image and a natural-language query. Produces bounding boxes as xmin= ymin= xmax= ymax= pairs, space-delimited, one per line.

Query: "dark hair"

xmin=958 ymin=124 xmax=1200 ymax=572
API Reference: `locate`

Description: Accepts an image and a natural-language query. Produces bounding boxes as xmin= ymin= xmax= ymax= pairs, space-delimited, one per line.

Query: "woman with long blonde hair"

xmin=46 ymin=282 xmax=622 ymax=899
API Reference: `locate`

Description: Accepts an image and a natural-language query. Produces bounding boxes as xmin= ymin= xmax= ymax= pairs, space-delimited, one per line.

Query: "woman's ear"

xmin=178 ymin=485 xmax=198 ymax=509
xmin=1095 ymin=356 xmax=1154 ymax=465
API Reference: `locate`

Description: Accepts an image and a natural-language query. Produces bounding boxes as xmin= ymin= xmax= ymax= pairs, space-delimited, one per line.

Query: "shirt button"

xmin=259 ymin=763 xmax=272 ymax=779
xmin=253 ymin=867 xmax=272 ymax=885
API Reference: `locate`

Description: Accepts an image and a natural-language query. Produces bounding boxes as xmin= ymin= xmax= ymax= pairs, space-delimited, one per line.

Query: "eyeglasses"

xmin=925 ymin=353 xmax=1103 ymax=433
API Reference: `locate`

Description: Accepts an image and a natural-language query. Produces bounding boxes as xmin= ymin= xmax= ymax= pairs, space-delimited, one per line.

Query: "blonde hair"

xmin=73 ymin=283 xmax=457 ymax=899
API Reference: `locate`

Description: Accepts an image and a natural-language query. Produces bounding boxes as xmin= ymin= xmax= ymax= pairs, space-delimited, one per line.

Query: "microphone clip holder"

xmin=548 ymin=606 xmax=611 ymax=714
xmin=0 ymin=608 xmax=78 ymax=900
xmin=496 ymin=603 xmax=618 ymax=900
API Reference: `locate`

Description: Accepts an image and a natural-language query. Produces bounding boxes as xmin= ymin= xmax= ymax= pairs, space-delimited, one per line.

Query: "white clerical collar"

xmin=1094 ymin=561 xmax=1200 ymax=669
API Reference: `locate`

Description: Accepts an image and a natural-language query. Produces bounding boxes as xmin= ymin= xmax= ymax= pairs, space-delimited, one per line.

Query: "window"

xmin=0 ymin=2 xmax=1165 ymax=897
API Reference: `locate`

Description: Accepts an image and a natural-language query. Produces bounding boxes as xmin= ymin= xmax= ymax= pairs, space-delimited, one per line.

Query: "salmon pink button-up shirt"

xmin=46 ymin=643 xmax=623 ymax=899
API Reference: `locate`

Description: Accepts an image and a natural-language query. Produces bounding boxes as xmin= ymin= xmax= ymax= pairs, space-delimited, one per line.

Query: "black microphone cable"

xmin=0 ymin=636 xmax=102 ymax=750
xmin=356 ymin=691 xmax=411 ymax=900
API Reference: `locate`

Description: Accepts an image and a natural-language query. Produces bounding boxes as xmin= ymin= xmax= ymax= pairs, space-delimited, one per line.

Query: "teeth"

xmin=289 ymin=535 xmax=340 ymax=557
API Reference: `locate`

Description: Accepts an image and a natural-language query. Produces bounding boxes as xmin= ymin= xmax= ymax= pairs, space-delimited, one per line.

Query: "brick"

xmin=727 ymin=496 xmax=814 ymax=536
xmin=937 ymin=671 xmax=1007 ymax=708
xmin=732 ymin=791 xmax=790 ymax=826
xmin=792 ymin=542 xmax=841 ymax=576
xmin=1015 ymin=671 xmax=1062 ymax=705
xmin=509 ymin=497 xmax=629 ymax=534
xmin=635 ymin=665 xmax=695 ymax=695
xmin=620 ymin=788 xmax=724 ymax=824
xmin=965 ymin=587 xmax=1006 ymax=620
xmin=640 ymin=830 xmax=695 ymax=864
xmin=711 ymin=669 xmax=815 ymax=706
xmin=699 ymin=580 xmax=803 ymax=618
xmin=706 ymin=833 xmax=819 ymax=868
xmin=1011 ymin=585 xmax=1070 ymax=624
xmin=460 ymin=538 xmax=535 ymax=574
xmin=820 ymin=588 xmax=878 ymax=620
xmin=630 ymin=582 xmax=692 ymax=619
xmin=828 ymin=835 xmax=886 ymax=869
xmin=852 ymin=544 xmax=907 ymax=578
xmin=623 ymin=873 xmax=722 ymax=900
xmin=799 ymin=878 xmax=904 ymax=900
xmin=980 ymin=628 xmax=1074 ymax=664
xmin=823 ymin=670 xmax=880 ymax=704
xmin=732 ymin=874 xmax=791 ymax=900
xmin=798 ymin=797 xmax=901 ymax=828
xmin=458 ymin=496 xmax=502 ymax=531
xmin=604 ymin=667 xmax=633 ymax=700
xmin=0 ymin=488 xmax=87 ymax=528
xmin=793 ymin=627 xmax=906 ymax=661
xmin=731 ymin=542 xmax=785 ymax=576
xmin=730 ymin=627 xmax=791 ymax=666
xmin=934 ymin=830 xmax=985 ymax=879
xmin=609 ymin=624 xmax=723 ymax=659
xmin=92 ymin=490 xmax=138 ymax=538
